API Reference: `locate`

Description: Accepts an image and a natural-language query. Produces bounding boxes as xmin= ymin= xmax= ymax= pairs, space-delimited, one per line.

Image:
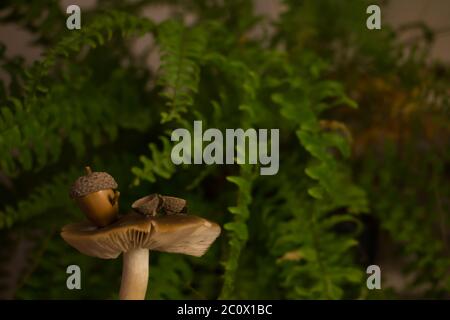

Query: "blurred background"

xmin=0 ymin=0 xmax=449 ymax=299
xmin=2 ymin=1 xmax=450 ymax=66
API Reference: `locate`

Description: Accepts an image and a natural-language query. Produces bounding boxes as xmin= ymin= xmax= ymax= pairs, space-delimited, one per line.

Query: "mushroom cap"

xmin=61 ymin=212 xmax=221 ymax=259
xmin=70 ymin=171 xmax=118 ymax=199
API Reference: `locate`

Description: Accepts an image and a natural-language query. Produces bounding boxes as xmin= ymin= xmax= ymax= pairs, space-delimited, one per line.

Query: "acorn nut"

xmin=70 ymin=166 xmax=120 ymax=227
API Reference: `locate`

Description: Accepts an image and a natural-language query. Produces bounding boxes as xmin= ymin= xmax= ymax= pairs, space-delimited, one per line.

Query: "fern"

xmin=0 ymin=169 xmax=79 ymax=230
xmin=15 ymin=232 xmax=123 ymax=299
xmin=360 ymin=142 xmax=450 ymax=296
xmin=157 ymin=20 xmax=208 ymax=123
xmin=0 ymin=12 xmax=154 ymax=176
xmin=268 ymin=172 xmax=364 ymax=299
xmin=267 ymin=54 xmax=367 ymax=298
xmin=131 ymin=136 xmax=176 ymax=185
xmin=220 ymin=165 xmax=256 ymax=299
xmin=147 ymin=255 xmax=194 ymax=299
xmin=1 ymin=66 xmax=152 ymax=176
xmin=131 ymin=20 xmax=209 ymax=184
xmin=24 ymin=10 xmax=154 ymax=98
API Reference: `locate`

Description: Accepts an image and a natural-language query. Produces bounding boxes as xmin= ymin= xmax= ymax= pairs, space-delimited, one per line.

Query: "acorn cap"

xmin=131 ymin=194 xmax=162 ymax=215
xmin=60 ymin=212 xmax=221 ymax=259
xmin=161 ymin=196 xmax=187 ymax=214
xmin=70 ymin=167 xmax=118 ymax=199
xmin=132 ymin=194 xmax=188 ymax=216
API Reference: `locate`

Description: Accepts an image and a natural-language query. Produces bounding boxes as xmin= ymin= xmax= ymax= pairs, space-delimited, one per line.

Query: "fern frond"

xmin=272 ymin=88 xmax=367 ymax=213
xmin=0 ymin=67 xmax=152 ymax=176
xmin=24 ymin=10 xmax=154 ymax=98
xmin=0 ymin=11 xmax=154 ymax=176
xmin=220 ymin=165 xmax=256 ymax=299
xmin=269 ymin=64 xmax=367 ymax=298
xmin=131 ymin=136 xmax=176 ymax=185
xmin=204 ymin=53 xmax=261 ymax=121
xmin=0 ymin=169 xmax=79 ymax=230
xmin=147 ymin=255 xmax=193 ymax=299
xmin=157 ymin=20 xmax=208 ymax=123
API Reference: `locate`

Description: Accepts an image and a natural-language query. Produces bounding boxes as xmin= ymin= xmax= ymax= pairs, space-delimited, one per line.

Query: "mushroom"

xmin=69 ymin=166 xmax=120 ymax=227
xmin=61 ymin=212 xmax=221 ymax=300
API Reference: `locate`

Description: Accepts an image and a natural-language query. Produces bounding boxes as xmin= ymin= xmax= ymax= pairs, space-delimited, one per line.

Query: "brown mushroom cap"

xmin=61 ymin=212 xmax=221 ymax=259
xmin=70 ymin=171 xmax=118 ymax=199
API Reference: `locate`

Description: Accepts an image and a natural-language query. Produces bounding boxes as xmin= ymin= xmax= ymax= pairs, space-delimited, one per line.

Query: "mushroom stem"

xmin=119 ymin=248 xmax=149 ymax=300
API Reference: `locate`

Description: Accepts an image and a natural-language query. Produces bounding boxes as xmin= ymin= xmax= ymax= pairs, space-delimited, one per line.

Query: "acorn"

xmin=70 ymin=166 xmax=120 ymax=227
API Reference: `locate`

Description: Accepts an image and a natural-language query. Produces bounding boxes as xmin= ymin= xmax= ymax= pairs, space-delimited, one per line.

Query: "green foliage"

xmin=0 ymin=168 xmax=79 ymax=229
xmin=131 ymin=136 xmax=176 ymax=185
xmin=359 ymin=142 xmax=450 ymax=297
xmin=268 ymin=67 xmax=367 ymax=298
xmin=147 ymin=254 xmax=194 ymax=299
xmin=0 ymin=11 xmax=154 ymax=176
xmin=24 ymin=10 xmax=154 ymax=98
xmin=14 ymin=232 xmax=123 ymax=300
xmin=220 ymin=166 xmax=256 ymax=299
xmin=0 ymin=0 xmax=448 ymax=300
xmin=157 ymin=20 xmax=208 ymax=123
